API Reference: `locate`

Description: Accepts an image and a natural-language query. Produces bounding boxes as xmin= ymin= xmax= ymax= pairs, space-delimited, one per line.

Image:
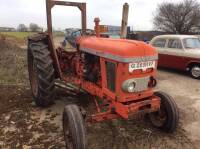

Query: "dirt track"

xmin=0 ymin=38 xmax=199 ymax=149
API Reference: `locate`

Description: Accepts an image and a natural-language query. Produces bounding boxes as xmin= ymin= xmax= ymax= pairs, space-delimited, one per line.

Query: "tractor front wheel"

xmin=63 ymin=104 xmax=86 ymax=149
xmin=148 ymin=91 xmax=179 ymax=133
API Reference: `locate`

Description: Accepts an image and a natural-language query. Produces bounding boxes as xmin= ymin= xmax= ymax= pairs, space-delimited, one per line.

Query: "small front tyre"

xmin=63 ymin=104 xmax=86 ymax=149
xmin=148 ymin=91 xmax=179 ymax=133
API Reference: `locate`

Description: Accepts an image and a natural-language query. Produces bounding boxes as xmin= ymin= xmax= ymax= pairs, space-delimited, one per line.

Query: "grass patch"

xmin=53 ymin=31 xmax=65 ymax=37
xmin=0 ymin=31 xmax=65 ymax=46
xmin=0 ymin=32 xmax=35 ymax=39
xmin=1 ymin=31 xmax=65 ymax=39
xmin=0 ymin=31 xmax=36 ymax=45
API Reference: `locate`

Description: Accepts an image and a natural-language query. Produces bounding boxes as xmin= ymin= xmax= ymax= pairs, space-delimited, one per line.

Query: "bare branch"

xmin=153 ymin=0 xmax=200 ymax=34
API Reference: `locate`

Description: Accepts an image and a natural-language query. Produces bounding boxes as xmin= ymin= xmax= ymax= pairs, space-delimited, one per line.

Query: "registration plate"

xmin=129 ymin=61 xmax=156 ymax=72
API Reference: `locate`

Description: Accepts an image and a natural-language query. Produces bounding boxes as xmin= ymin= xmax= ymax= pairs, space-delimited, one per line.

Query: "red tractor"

xmin=27 ymin=0 xmax=179 ymax=148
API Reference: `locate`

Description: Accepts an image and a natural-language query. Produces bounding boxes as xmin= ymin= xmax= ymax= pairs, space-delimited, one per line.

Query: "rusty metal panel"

xmin=46 ymin=0 xmax=87 ymax=36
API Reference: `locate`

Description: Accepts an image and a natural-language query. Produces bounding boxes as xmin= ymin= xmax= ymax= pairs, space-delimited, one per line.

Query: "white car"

xmin=150 ymin=35 xmax=200 ymax=79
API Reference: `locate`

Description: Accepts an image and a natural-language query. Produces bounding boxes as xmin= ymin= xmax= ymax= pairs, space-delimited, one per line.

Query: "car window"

xmin=183 ymin=38 xmax=200 ymax=49
xmin=152 ymin=38 xmax=166 ymax=48
xmin=167 ymin=39 xmax=182 ymax=49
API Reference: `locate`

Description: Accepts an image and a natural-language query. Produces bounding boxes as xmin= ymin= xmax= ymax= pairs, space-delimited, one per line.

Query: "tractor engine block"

xmin=57 ymin=48 xmax=101 ymax=84
xmin=82 ymin=53 xmax=101 ymax=83
xmin=56 ymin=47 xmax=77 ymax=74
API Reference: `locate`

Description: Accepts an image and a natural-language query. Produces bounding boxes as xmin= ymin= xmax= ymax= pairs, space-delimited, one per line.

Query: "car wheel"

xmin=190 ymin=65 xmax=200 ymax=79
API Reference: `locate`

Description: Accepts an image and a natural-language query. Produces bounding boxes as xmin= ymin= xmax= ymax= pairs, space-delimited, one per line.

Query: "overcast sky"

xmin=0 ymin=0 xmax=184 ymax=31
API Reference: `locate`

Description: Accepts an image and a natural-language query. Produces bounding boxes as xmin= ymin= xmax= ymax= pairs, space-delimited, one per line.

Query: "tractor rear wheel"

xmin=148 ymin=91 xmax=179 ymax=133
xmin=63 ymin=104 xmax=86 ymax=149
xmin=28 ymin=42 xmax=55 ymax=107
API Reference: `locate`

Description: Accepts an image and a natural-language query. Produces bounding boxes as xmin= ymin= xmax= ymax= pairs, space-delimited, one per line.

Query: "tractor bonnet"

xmin=78 ymin=37 xmax=158 ymax=63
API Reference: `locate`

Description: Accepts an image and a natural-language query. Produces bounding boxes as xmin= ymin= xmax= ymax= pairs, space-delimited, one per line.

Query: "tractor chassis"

xmin=28 ymin=32 xmax=161 ymax=123
xmin=28 ymin=0 xmax=161 ymax=123
xmin=61 ymin=74 xmax=160 ymax=123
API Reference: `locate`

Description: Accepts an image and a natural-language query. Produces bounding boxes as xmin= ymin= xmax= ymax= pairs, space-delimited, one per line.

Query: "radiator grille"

xmin=133 ymin=77 xmax=150 ymax=92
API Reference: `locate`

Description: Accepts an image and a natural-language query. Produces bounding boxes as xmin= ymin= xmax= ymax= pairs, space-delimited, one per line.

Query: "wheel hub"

xmin=149 ymin=105 xmax=167 ymax=127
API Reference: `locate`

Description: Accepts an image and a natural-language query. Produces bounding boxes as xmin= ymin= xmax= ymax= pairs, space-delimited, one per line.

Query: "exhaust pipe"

xmin=120 ymin=3 xmax=129 ymax=39
xmin=94 ymin=17 xmax=100 ymax=37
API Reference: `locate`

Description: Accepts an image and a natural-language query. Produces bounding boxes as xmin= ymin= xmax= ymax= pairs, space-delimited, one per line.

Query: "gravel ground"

xmin=156 ymin=69 xmax=200 ymax=149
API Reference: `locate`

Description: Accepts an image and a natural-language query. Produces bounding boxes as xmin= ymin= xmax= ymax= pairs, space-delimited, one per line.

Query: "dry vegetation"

xmin=0 ymin=32 xmax=35 ymax=46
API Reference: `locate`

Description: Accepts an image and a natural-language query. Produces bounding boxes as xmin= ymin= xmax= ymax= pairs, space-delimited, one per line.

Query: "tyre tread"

xmin=63 ymin=104 xmax=86 ymax=149
xmin=28 ymin=41 xmax=55 ymax=107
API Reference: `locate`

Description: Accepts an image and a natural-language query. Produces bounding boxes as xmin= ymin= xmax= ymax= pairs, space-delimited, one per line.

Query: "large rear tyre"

xmin=28 ymin=42 xmax=55 ymax=107
xmin=148 ymin=91 xmax=179 ymax=133
xmin=63 ymin=104 xmax=86 ymax=149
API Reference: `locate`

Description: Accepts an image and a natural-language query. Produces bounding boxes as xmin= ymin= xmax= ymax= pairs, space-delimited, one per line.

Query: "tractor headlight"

xmin=122 ymin=80 xmax=136 ymax=93
xmin=127 ymin=82 xmax=136 ymax=92
xmin=121 ymin=77 xmax=150 ymax=93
